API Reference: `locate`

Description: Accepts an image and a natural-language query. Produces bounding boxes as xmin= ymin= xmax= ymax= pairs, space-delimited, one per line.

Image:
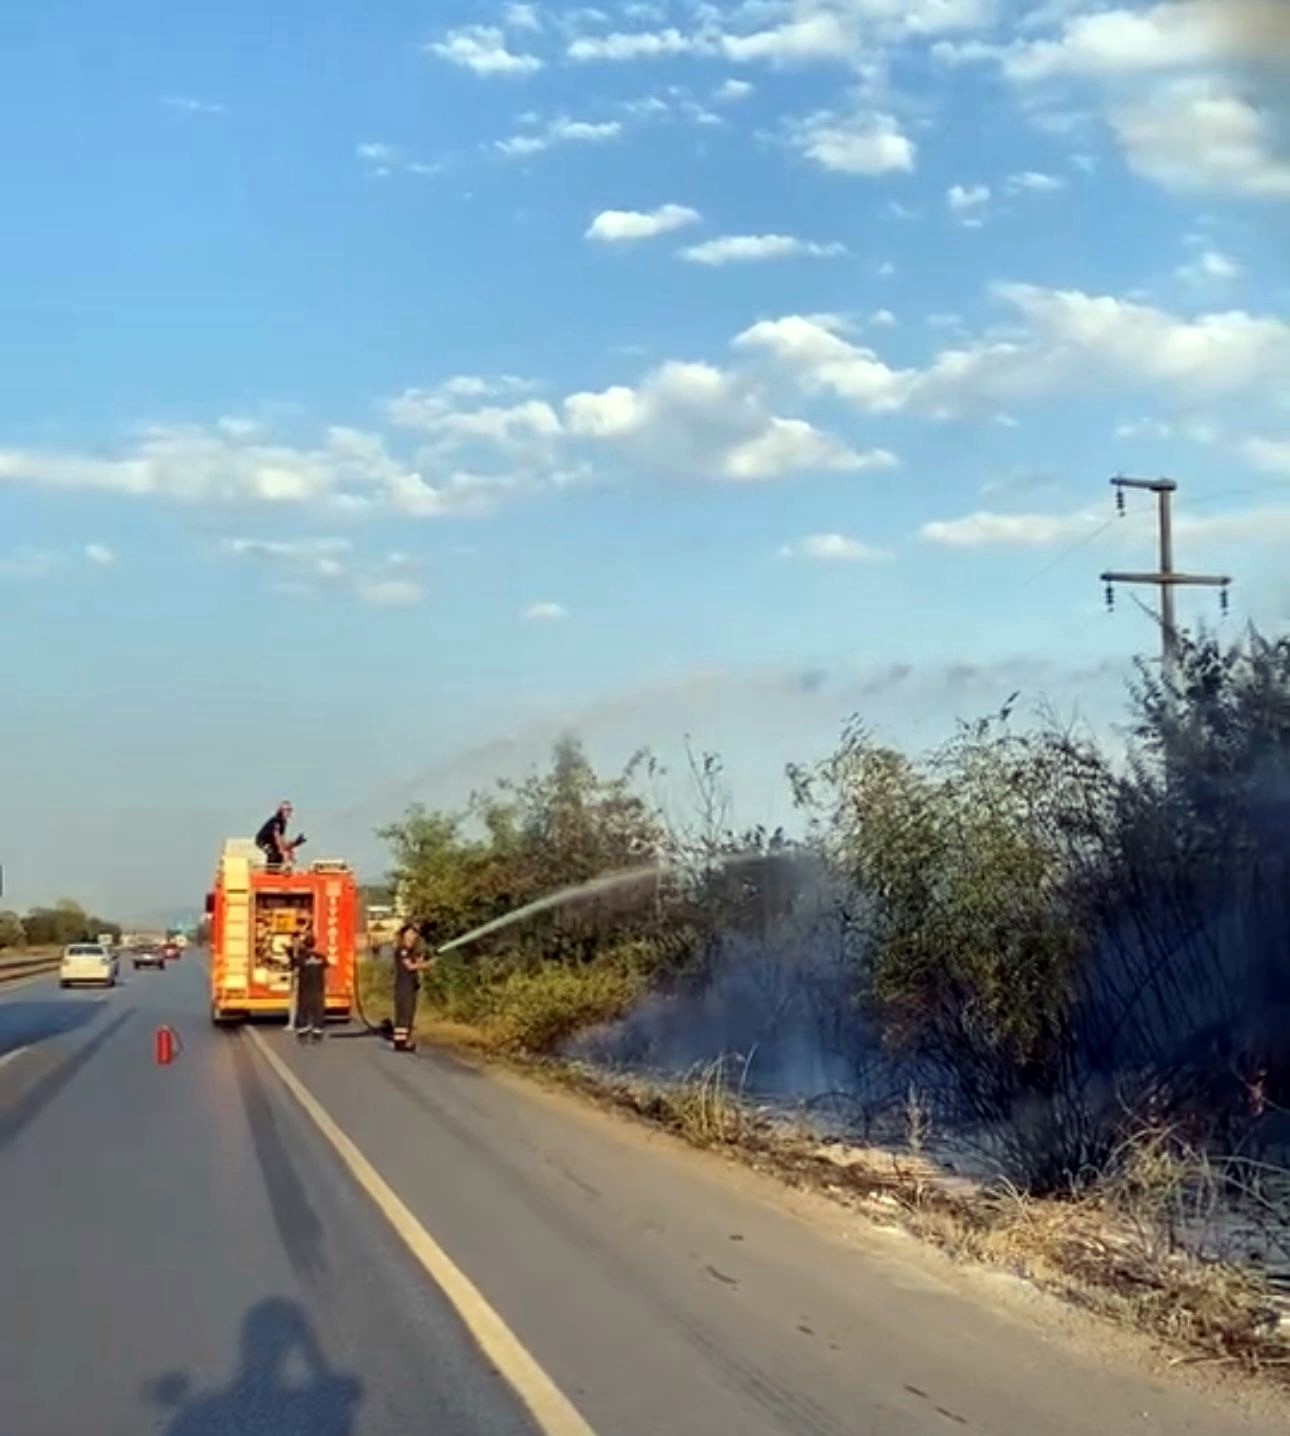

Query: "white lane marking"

xmin=247 ymin=1027 xmax=598 ymax=1436
xmin=0 ymin=1044 xmax=30 ymax=1070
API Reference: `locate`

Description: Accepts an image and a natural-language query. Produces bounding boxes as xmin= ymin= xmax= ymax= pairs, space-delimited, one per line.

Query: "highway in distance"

xmin=1 ymin=954 xmax=1284 ymax=1436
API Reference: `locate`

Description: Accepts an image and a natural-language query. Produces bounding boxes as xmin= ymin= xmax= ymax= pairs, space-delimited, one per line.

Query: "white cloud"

xmin=724 ymin=419 xmax=894 ymax=481
xmin=1243 ymin=437 xmax=1290 ymax=474
xmin=619 ymin=95 xmax=672 ymax=119
xmin=524 ymin=601 xmax=568 ymax=621
xmin=0 ymin=421 xmax=525 ymax=518
xmin=921 ymin=499 xmax=1290 ymax=550
xmin=920 ymin=509 xmax=1100 ymax=548
xmin=1116 ymin=416 xmax=1175 ymax=440
xmin=737 ymin=285 xmax=1290 ymax=417
xmin=1115 ymin=415 xmax=1218 ymax=444
xmin=1176 ymin=248 xmax=1241 ymax=286
xmin=1007 ymin=170 xmax=1065 ymax=192
xmin=780 ymin=532 xmax=893 ymax=562
xmin=223 ymin=536 xmax=352 ymax=572
xmin=947 ymin=5 xmax=1290 ymax=200
xmin=735 ymin=315 xmax=912 ymax=411
xmin=1002 ymin=1 xmax=1290 ymax=82
xmin=679 ymin=234 xmax=847 ymax=265
xmin=497 ymin=116 xmax=623 ymax=156
xmin=550 ymin=117 xmax=621 ymax=143
xmin=496 ymin=134 xmax=549 ymax=158
xmin=428 ymin=24 xmax=543 ymax=75
xmin=563 ymin=360 xmax=889 ymax=482
xmin=356 ymin=579 xmax=425 ymax=607
xmin=947 ymin=182 xmax=991 ymax=213
xmin=162 ymin=96 xmax=223 ymax=116
xmin=385 ymin=387 xmax=563 ymax=473
xmin=585 ymin=203 xmax=701 ymax=241
xmin=567 ymin=2 xmax=999 ymax=70
xmin=357 ymin=142 xmax=398 ymax=163
xmin=84 ymin=543 xmax=116 ymax=566
xmin=504 ymin=3 xmax=543 ymax=30
xmin=1174 ymin=505 xmax=1290 ymax=546
xmin=398 ymin=396 xmax=561 ymax=441
xmin=439 ymin=374 xmax=534 ymax=399
xmin=568 ymin=27 xmax=699 ymax=62
xmin=223 ymin=536 xmax=426 ymax=605
xmin=953 ymin=5 xmax=1290 ymax=199
xmin=715 ymin=78 xmax=755 ymax=102
xmin=722 ymin=13 xmax=853 ymax=65
xmin=786 ymin=106 xmax=916 ymax=175
xmin=1112 ymin=78 xmax=1290 ymax=198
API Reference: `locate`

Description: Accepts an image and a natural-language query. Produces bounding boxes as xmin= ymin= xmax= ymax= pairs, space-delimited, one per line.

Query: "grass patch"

xmin=486 ymin=961 xmax=646 ymax=1053
xmin=359 ymin=947 xmax=652 ymax=1055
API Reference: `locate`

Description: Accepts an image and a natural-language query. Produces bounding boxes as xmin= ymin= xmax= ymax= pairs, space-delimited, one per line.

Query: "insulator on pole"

xmin=1220 ymin=585 xmax=1230 ymax=616
xmin=1115 ymin=489 xmax=1126 ymax=516
xmin=1105 ymin=582 xmax=1115 ymax=612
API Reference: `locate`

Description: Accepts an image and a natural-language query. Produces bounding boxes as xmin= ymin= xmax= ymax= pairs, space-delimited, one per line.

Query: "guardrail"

xmin=0 ymin=954 xmax=62 ymax=986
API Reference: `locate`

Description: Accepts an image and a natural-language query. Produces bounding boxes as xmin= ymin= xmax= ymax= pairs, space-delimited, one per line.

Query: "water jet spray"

xmin=435 ymin=851 xmax=772 ymax=957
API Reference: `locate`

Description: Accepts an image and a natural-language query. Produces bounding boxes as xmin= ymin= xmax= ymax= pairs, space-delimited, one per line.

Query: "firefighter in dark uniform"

xmin=293 ymin=931 xmax=329 ymax=1042
xmin=392 ymin=924 xmax=432 ymax=1052
xmin=255 ymin=801 xmax=306 ymax=871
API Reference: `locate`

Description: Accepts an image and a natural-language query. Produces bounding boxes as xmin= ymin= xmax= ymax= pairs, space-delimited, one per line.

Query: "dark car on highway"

xmin=132 ymin=943 xmax=166 ymax=971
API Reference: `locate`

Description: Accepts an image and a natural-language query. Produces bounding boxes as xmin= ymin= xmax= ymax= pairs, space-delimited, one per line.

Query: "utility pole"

xmin=1100 ymin=476 xmax=1231 ymax=677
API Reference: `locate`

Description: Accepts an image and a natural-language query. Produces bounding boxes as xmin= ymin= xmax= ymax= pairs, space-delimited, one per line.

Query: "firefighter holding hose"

xmin=392 ymin=924 xmax=433 ymax=1052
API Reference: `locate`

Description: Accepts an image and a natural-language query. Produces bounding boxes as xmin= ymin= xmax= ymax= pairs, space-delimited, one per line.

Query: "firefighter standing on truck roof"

xmin=255 ymin=801 xmax=305 ymax=870
xmin=392 ymin=924 xmax=432 ymax=1053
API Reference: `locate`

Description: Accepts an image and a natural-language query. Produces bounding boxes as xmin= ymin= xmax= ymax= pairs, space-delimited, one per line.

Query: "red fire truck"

xmin=206 ymin=839 xmax=357 ymax=1025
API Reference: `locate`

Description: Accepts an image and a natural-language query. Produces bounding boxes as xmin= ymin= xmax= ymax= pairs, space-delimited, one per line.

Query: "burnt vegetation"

xmin=381 ymin=631 xmax=1289 ymax=1207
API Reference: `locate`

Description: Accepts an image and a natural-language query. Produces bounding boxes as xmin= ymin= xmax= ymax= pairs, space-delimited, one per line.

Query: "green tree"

xmin=21 ymin=899 xmax=106 ymax=947
xmin=0 ymin=910 xmax=25 ymax=949
xmin=791 ymin=712 xmax=1107 ymax=1112
xmin=378 ymin=736 xmax=700 ymax=1042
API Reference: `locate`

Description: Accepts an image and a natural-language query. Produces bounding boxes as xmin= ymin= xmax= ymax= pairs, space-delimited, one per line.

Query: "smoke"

xmin=570 ymin=858 xmax=907 ymax=1108
xmin=325 ymin=653 xmax=1129 ymax=840
xmin=571 ymin=641 xmax=1290 ymax=1189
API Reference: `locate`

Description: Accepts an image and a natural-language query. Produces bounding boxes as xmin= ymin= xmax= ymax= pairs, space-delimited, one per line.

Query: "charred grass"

xmin=536 ymin=1059 xmax=1290 ymax=1384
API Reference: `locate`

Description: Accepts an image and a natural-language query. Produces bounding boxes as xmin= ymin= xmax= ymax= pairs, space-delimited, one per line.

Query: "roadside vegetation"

xmin=376 ymin=628 xmax=1289 ymax=1374
xmin=377 ymin=736 xmax=789 ymax=1053
xmin=0 ymin=899 xmax=120 ymax=952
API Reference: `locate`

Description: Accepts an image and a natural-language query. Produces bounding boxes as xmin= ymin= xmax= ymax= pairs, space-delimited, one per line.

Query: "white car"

xmin=59 ymin=943 xmax=119 ymax=989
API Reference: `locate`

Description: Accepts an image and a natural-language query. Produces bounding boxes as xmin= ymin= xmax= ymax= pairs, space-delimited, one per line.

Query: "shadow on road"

xmin=0 ymin=1000 xmax=102 ymax=1057
xmin=146 ymin=1298 xmax=363 ymax=1435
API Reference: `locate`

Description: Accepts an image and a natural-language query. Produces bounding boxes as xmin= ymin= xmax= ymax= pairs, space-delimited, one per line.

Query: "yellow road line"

xmin=247 ymin=1027 xmax=598 ymax=1436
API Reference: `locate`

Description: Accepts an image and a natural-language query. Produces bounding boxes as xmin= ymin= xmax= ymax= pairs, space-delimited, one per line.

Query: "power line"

xmin=1024 ymin=514 xmax=1119 ymax=585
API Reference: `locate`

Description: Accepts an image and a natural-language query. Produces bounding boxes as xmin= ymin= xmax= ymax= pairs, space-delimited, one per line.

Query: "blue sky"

xmin=2 ymin=0 xmax=1288 ymax=918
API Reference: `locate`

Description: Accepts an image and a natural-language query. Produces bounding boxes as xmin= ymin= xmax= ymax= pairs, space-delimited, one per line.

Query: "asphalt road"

xmin=0 ymin=957 xmax=1284 ymax=1436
